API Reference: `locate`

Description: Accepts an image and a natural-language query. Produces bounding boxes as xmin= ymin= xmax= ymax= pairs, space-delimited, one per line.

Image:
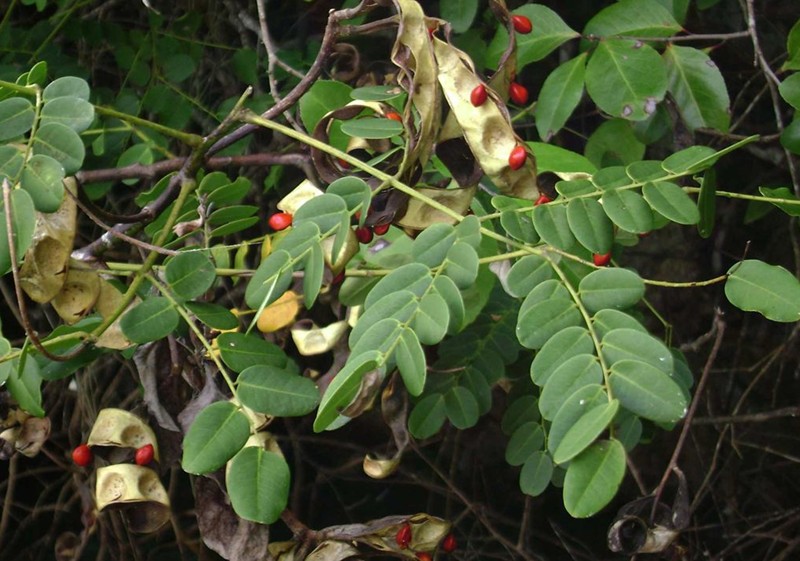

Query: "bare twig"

xmin=651 ymin=310 xmax=726 ymax=522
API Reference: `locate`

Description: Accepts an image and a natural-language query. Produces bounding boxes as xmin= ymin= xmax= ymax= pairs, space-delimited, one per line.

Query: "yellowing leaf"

xmin=256 ymin=290 xmax=300 ymax=332
xmin=51 ymin=264 xmax=100 ymax=324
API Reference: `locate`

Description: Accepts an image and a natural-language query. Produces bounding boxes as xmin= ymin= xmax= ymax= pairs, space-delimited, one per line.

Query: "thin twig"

xmin=651 ymin=310 xmax=726 ymax=522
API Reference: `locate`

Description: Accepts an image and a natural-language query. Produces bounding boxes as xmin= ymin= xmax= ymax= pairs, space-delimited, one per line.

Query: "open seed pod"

xmin=95 ymin=464 xmax=170 ymax=533
xmin=320 ymin=227 xmax=358 ymax=274
xmin=358 ymin=513 xmax=451 ymax=554
xmin=87 ymin=408 xmax=160 ymax=462
xmin=277 ymin=179 xmax=323 ymax=215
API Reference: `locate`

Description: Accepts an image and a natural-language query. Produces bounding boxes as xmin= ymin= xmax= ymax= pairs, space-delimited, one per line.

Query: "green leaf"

xmin=119 ymin=296 xmax=179 ymax=344
xmin=601 ymin=189 xmax=654 ymax=233
xmin=579 ymin=268 xmax=645 ymax=313
xmin=502 ymin=395 xmax=540 ymax=435
xmin=350 ymin=85 xmax=405 ymax=102
xmin=697 ymin=167 xmax=716 ymax=238
xmin=583 ymin=0 xmax=681 ymax=38
xmin=217 ymin=332 xmax=289 ymax=372
xmin=207 ymin=176 xmax=252 ymax=206
xmin=758 ymin=186 xmax=800 ymax=217
xmin=32 ymin=122 xmax=85 ymax=174
xmin=7 ymin=357 xmax=44 ymax=417
xmin=530 ymin=142 xmax=597 ymax=175
xmin=664 ymin=45 xmax=730 ymax=132
xmin=520 ymin=451 xmax=554 ymax=497
xmin=0 ymin=97 xmax=35 ymax=140
xmin=294 ymin=193 xmax=348 ymax=235
xmin=505 ymin=421 xmax=545 ymax=466
xmin=162 ymin=53 xmax=196 ymax=83
xmin=245 ymin=249 xmax=294 ymax=310
xmin=314 ymin=351 xmax=383 ymax=432
xmin=364 ymin=263 xmax=431 ymax=309
xmin=350 ymin=291 xmax=417 ymax=348
xmin=238 ymin=365 xmax=320 ymax=416
xmin=585 ymin=119 xmax=645 ymax=167
xmin=563 ymin=439 xmax=626 ymax=518
xmin=553 ymin=400 xmax=619 ymax=465
xmin=592 ymin=309 xmax=646 ymax=339
xmin=440 ymin=0 xmax=478 ymax=34
xmin=433 ymin=275 xmax=466 ymax=334
xmin=626 ymin=160 xmax=668 ymax=182
xmin=20 ymin=154 xmax=65 ymax=212
xmin=784 ymin=18 xmax=800 ymax=71
xmin=273 ymin=222 xmax=321 ymax=261
xmin=535 ymin=53 xmax=587 ymax=141
xmin=341 ymin=117 xmax=403 ymax=139
xmin=530 ymin=326 xmax=593 ymax=386
xmin=780 ymin=119 xmax=800 ymax=155
xmin=166 ymin=251 xmax=216 ymax=301
xmin=609 ymin=359 xmax=687 ymax=423
xmin=43 ymin=76 xmax=90 ymax=101
xmin=395 ymin=327 xmax=426 ymax=396
xmin=182 ymin=402 xmax=251 ymax=474
xmin=227 ymin=447 xmax=290 ymax=524
xmin=303 ymin=243 xmax=325 ymax=308
xmin=412 ymin=292 xmax=449 ymax=345
xmin=585 ymin=39 xmax=667 ymax=121
xmin=327 ymin=176 xmax=372 ymax=214
xmin=443 ymin=242 xmax=479 ymax=289
xmin=408 ymin=393 xmax=446 ymax=439
xmin=185 ymin=302 xmax=239 ymax=330
xmin=539 ymin=354 xmax=603 ymax=420
xmin=444 ymin=385 xmax=479 ymax=429
xmin=547 ymin=384 xmax=608 ymax=455
xmin=725 ymin=259 xmax=800 ymax=322
xmin=642 ymin=181 xmax=700 ymax=224
xmin=602 ymin=328 xmax=673 ymax=374
xmin=533 ymin=203 xmax=575 ymax=250
xmin=500 ymin=208 xmax=538 ymax=244
xmin=0 ymin=145 xmax=25 ymax=182
xmin=517 ymin=298 xmax=582 ymax=350
xmin=412 ymin=223 xmax=456 ymax=267
xmin=40 ymin=96 xmax=95 ymax=132
xmin=507 ymin=255 xmax=554 ymax=298
xmin=488 ymin=5 xmax=578 ymax=68
xmin=0 ymin=189 xmax=36 ymax=275
xmin=661 ymin=145 xmax=718 ymax=174
xmin=566 ymin=197 xmax=614 ymax=254
xmin=299 ymin=80 xmax=353 ymax=133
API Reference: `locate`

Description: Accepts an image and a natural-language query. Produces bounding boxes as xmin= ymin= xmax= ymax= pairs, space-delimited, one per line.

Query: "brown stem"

xmin=650 ymin=310 xmax=726 ymax=523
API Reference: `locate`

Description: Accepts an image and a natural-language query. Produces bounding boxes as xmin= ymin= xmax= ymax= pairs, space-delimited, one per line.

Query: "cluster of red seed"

xmin=395 ymin=523 xmax=458 ymax=559
xmin=72 ymin=443 xmax=154 ymax=467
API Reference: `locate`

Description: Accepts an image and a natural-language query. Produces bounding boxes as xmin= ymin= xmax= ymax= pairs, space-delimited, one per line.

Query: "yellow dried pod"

xmin=51 ymin=264 xmax=100 ymax=324
xmin=363 ymin=454 xmax=400 ymax=480
xmin=95 ymin=464 xmax=170 ymax=533
xmin=320 ymin=227 xmax=358 ymax=274
xmin=256 ymin=290 xmax=301 ymax=333
xmin=291 ymin=320 xmax=349 ymax=356
xmin=87 ymin=408 xmax=160 ymax=461
xmin=306 ymin=541 xmax=360 ymax=561
xmin=277 ymin=179 xmax=323 ymax=215
xmin=19 ymin=177 xmax=77 ymax=303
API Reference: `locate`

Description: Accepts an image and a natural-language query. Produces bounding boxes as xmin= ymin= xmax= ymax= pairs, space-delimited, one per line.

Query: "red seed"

xmin=512 ymin=14 xmax=533 ymax=34
xmin=386 ymin=111 xmax=403 ymax=122
xmin=331 ymin=271 xmax=345 ymax=285
xmin=416 ymin=553 xmax=433 ymax=561
xmin=638 ymin=231 xmax=650 ymax=238
xmin=509 ymin=82 xmax=529 ymax=105
xmin=442 ymin=533 xmax=457 ymax=553
xmin=593 ymin=252 xmax=612 ymax=266
xmin=338 ymin=157 xmax=351 ymax=169
xmin=373 ymin=223 xmax=390 ymax=236
xmin=535 ymin=194 xmax=552 ymax=206
xmin=268 ymin=212 xmax=292 ymax=231
xmin=355 ymin=226 xmax=374 ymax=244
xmin=395 ymin=523 xmax=412 ymax=549
xmin=508 ymin=145 xmax=527 ymax=170
xmin=470 ymin=84 xmax=488 ymax=107
xmin=72 ymin=444 xmax=93 ymax=467
xmin=135 ymin=444 xmax=155 ymax=466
